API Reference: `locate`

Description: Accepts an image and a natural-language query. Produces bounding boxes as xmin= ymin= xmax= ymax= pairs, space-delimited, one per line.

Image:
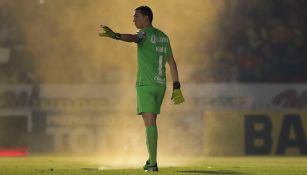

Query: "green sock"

xmin=146 ymin=126 xmax=158 ymax=165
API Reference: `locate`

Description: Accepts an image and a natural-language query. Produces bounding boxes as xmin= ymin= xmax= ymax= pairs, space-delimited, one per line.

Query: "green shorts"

xmin=136 ymin=85 xmax=166 ymax=115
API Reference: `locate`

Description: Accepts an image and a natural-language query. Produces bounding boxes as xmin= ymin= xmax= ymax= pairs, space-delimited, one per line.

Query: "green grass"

xmin=1 ymin=156 xmax=307 ymax=175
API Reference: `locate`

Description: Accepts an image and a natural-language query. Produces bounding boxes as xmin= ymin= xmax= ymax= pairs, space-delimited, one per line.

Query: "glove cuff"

xmin=173 ymin=81 xmax=181 ymax=90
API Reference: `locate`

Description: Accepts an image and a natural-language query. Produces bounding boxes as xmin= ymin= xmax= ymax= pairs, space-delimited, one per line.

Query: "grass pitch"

xmin=0 ymin=156 xmax=307 ymax=175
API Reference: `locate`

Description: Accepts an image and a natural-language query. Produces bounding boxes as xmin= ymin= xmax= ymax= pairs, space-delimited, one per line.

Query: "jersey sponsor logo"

xmin=156 ymin=37 xmax=168 ymax=43
xmin=151 ymin=35 xmax=169 ymax=44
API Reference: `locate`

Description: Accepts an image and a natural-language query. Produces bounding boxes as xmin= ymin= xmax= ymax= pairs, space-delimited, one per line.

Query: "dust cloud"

xmin=8 ymin=0 xmax=225 ymax=83
xmin=2 ymin=0 xmax=231 ymax=166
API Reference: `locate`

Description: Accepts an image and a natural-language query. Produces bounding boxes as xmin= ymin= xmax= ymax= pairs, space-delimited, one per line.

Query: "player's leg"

xmin=142 ymin=112 xmax=158 ymax=172
xmin=142 ymin=112 xmax=157 ymax=126
xmin=136 ymin=86 xmax=165 ymax=172
xmin=142 ymin=112 xmax=157 ymax=162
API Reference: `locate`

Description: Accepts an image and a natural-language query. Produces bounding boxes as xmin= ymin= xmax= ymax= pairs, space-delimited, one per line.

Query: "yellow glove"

xmin=99 ymin=25 xmax=120 ymax=39
xmin=171 ymin=89 xmax=185 ymax=105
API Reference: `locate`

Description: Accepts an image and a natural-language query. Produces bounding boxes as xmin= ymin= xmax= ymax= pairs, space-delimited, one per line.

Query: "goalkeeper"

xmin=99 ymin=6 xmax=184 ymax=172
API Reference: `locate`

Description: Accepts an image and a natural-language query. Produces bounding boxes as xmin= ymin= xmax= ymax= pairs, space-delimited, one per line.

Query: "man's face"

xmin=133 ymin=10 xmax=147 ymax=29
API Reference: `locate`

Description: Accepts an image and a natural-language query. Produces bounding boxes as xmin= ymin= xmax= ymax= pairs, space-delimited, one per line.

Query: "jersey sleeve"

xmin=165 ymin=37 xmax=173 ymax=60
xmin=136 ymin=30 xmax=146 ymax=44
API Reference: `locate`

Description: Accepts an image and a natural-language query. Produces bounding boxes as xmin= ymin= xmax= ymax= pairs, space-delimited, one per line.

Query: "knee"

xmin=142 ymin=113 xmax=157 ymax=127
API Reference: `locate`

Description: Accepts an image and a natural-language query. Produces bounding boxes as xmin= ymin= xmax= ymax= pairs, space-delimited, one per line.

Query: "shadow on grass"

xmin=177 ymin=170 xmax=244 ymax=174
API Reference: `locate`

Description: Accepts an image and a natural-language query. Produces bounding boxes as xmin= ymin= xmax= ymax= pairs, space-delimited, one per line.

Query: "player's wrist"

xmin=173 ymin=81 xmax=181 ymax=90
xmin=113 ymin=33 xmax=121 ymax=40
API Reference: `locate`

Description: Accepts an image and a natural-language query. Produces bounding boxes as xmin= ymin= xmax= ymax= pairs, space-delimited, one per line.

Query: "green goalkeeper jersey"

xmin=136 ymin=26 xmax=173 ymax=87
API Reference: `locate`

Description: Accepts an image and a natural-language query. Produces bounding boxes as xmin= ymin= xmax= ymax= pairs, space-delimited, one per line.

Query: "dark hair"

xmin=135 ymin=6 xmax=153 ymax=23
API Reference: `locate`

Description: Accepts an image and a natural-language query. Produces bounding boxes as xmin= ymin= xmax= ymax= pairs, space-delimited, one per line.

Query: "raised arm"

xmin=99 ymin=25 xmax=139 ymax=43
xmin=117 ymin=34 xmax=138 ymax=43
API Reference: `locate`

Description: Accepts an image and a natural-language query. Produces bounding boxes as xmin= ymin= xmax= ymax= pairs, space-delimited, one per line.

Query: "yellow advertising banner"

xmin=204 ymin=111 xmax=307 ymax=156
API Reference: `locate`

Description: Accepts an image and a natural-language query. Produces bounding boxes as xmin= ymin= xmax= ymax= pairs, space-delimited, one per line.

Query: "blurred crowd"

xmin=0 ymin=2 xmax=34 ymax=84
xmin=197 ymin=0 xmax=307 ymax=83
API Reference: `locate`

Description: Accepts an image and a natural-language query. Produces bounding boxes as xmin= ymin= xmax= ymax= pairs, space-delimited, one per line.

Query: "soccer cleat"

xmin=144 ymin=163 xmax=158 ymax=172
xmin=143 ymin=160 xmax=150 ymax=170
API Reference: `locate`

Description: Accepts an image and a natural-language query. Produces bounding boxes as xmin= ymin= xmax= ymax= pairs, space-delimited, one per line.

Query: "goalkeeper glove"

xmin=171 ymin=81 xmax=185 ymax=105
xmin=99 ymin=25 xmax=121 ymax=40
